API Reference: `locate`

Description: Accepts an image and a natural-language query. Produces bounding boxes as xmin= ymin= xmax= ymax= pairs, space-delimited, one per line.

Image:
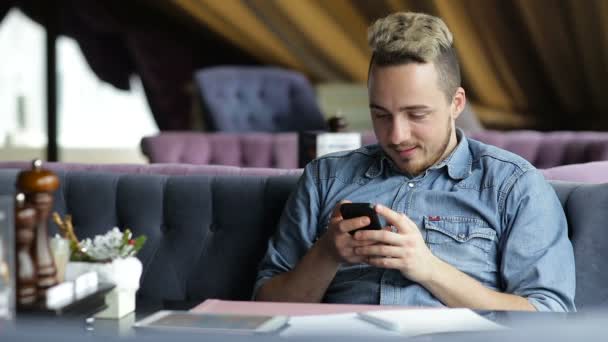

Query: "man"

xmin=254 ymin=12 xmax=575 ymax=312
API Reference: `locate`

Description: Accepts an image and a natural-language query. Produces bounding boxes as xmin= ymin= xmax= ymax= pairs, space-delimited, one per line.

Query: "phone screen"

xmin=340 ymin=202 xmax=383 ymax=234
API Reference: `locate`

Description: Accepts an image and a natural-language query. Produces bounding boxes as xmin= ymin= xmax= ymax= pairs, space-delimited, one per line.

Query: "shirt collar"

xmin=430 ymin=128 xmax=472 ymax=180
xmin=364 ymin=151 xmax=385 ymax=178
xmin=365 ymin=128 xmax=472 ymax=180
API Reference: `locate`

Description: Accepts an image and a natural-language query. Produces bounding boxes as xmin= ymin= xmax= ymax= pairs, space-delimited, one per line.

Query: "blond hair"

xmin=367 ymin=12 xmax=460 ymax=101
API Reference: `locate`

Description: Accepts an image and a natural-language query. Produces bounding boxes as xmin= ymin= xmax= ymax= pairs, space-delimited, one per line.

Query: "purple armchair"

xmin=195 ymin=66 xmax=327 ymax=132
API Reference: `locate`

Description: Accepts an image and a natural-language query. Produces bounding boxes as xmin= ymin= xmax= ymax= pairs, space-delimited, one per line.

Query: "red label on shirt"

xmin=428 ymin=216 xmax=441 ymax=221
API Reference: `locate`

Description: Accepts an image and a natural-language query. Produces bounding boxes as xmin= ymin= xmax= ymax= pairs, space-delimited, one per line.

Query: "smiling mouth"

xmin=396 ymin=146 xmax=416 ymax=152
xmin=395 ymin=146 xmax=417 ymax=158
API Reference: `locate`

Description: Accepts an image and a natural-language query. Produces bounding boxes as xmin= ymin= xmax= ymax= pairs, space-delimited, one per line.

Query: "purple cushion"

xmin=540 ymin=161 xmax=608 ymax=183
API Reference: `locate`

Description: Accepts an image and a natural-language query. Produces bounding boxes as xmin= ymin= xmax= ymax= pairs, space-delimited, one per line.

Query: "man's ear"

xmin=451 ymin=87 xmax=466 ymax=120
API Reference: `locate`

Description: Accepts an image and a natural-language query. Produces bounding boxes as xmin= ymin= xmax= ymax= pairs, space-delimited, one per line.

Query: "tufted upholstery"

xmin=195 ymin=66 xmax=327 ymax=132
xmin=551 ymin=181 xmax=608 ymax=308
xmin=140 ymin=132 xmax=298 ymax=168
xmin=469 ymin=130 xmax=608 ymax=169
xmin=141 ymin=131 xmax=608 ymax=170
xmin=0 ymin=167 xmax=298 ymax=305
xmin=363 ymin=131 xmax=608 ymax=168
xmin=0 ymin=163 xmax=607 ymax=310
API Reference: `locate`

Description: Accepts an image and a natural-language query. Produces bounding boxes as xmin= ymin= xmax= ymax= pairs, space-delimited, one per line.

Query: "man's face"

xmin=368 ymin=62 xmax=462 ymax=176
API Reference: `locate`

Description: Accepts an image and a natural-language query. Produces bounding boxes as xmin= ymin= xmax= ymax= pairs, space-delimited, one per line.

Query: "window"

xmin=0 ymin=8 xmax=158 ymax=153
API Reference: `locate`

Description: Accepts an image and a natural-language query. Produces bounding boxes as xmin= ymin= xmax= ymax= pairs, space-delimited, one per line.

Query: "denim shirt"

xmin=255 ymin=129 xmax=576 ymax=312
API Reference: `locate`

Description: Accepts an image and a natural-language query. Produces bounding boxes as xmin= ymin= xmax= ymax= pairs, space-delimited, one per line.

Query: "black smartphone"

xmin=339 ymin=202 xmax=383 ymax=235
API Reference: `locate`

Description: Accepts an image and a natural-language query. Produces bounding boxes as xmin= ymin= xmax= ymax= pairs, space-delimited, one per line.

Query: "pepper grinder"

xmin=16 ymin=160 xmax=60 ymax=297
xmin=15 ymin=193 xmax=38 ymax=306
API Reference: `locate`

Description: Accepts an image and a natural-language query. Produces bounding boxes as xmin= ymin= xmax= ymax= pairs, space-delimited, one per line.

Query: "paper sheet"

xmin=280 ymin=312 xmax=401 ymax=337
xmin=281 ymin=309 xmax=505 ymax=337
xmin=358 ymin=308 xmax=506 ymax=336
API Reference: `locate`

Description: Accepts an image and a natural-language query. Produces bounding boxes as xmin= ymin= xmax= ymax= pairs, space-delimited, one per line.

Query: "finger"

xmin=331 ymin=200 xmax=352 ymax=219
xmin=338 ymin=216 xmax=371 ymax=234
xmin=348 ymin=239 xmax=378 ymax=248
xmin=374 ymin=204 xmax=416 ymax=234
xmin=355 ymin=245 xmax=402 ymax=258
xmin=365 ymin=256 xmax=401 ymax=269
xmin=338 ymin=245 xmax=369 ymax=263
xmin=354 ymin=229 xmax=402 ymax=246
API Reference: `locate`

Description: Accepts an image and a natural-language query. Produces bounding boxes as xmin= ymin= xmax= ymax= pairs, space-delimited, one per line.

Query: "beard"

xmin=389 ymin=118 xmax=453 ymax=177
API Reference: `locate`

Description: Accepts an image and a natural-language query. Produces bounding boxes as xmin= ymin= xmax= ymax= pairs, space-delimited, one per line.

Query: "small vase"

xmin=65 ymin=256 xmax=142 ymax=319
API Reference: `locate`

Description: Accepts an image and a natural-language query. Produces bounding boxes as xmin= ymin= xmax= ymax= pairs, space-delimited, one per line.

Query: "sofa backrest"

xmin=0 ymin=161 xmax=302 ymax=177
xmin=0 ymin=169 xmax=605 ymax=310
xmin=0 ymin=169 xmax=299 ymax=306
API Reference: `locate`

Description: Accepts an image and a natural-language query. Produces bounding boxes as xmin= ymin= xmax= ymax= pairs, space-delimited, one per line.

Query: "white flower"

xmin=78 ymin=227 xmax=130 ymax=261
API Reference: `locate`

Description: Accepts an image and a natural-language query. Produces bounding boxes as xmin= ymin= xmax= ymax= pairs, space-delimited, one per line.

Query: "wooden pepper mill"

xmin=16 ymin=159 xmax=60 ymax=297
xmin=15 ymin=193 xmax=38 ymax=306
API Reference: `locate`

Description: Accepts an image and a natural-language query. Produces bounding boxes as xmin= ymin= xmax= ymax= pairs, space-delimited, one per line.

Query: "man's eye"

xmin=410 ymin=112 xmax=428 ymax=119
xmin=374 ymin=113 xmax=390 ymax=119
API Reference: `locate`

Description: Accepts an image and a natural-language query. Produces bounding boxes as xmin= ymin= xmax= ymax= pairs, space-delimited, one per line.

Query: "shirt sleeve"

xmin=252 ymin=160 xmax=322 ymax=299
xmin=500 ymin=169 xmax=576 ymax=312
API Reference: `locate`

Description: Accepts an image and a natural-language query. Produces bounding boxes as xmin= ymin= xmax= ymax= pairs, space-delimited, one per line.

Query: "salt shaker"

xmin=15 ymin=193 xmax=37 ymax=306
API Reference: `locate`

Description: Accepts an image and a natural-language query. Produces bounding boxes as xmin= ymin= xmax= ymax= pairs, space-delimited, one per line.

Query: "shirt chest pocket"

xmin=424 ymin=216 xmax=498 ymax=274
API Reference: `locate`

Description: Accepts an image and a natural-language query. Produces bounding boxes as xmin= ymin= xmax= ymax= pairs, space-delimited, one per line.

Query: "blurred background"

xmin=1 ymin=0 xmax=607 ymax=164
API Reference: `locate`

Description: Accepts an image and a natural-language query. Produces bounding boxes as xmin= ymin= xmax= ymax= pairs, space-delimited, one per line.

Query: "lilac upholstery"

xmin=540 ymin=161 xmax=608 ymax=183
xmin=0 ymin=161 xmax=301 ymax=177
xmin=140 ymin=132 xmax=298 ymax=168
xmin=195 ymin=66 xmax=327 ymax=132
xmin=469 ymin=130 xmax=608 ymax=169
xmin=142 ymin=130 xmax=608 ymax=170
xmin=1 ymin=160 xmax=606 ymax=184
xmin=363 ymin=131 xmax=608 ymax=169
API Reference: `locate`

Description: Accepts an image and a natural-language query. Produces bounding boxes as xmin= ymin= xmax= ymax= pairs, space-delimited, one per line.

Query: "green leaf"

xmin=132 ymin=235 xmax=147 ymax=253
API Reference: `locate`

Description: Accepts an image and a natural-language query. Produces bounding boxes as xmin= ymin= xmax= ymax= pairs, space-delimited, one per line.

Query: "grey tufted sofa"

xmin=0 ymin=164 xmax=606 ymax=310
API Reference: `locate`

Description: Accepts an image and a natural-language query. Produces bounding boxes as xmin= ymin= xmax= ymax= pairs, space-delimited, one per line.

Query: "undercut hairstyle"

xmin=367 ymin=12 xmax=461 ymax=102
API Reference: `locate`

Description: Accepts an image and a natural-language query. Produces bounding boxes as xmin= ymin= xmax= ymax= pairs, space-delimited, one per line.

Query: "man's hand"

xmin=319 ymin=200 xmax=378 ymax=265
xmin=353 ymin=204 xmax=438 ymax=283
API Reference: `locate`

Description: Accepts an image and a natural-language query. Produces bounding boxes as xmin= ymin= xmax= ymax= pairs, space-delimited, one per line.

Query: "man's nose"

xmin=389 ymin=117 xmax=411 ymax=145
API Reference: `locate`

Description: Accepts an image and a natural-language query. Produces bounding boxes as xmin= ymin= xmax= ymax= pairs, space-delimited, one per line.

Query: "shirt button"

xmin=457 ymin=233 xmax=466 ymax=239
xmin=408 ymin=182 xmax=415 ymax=188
